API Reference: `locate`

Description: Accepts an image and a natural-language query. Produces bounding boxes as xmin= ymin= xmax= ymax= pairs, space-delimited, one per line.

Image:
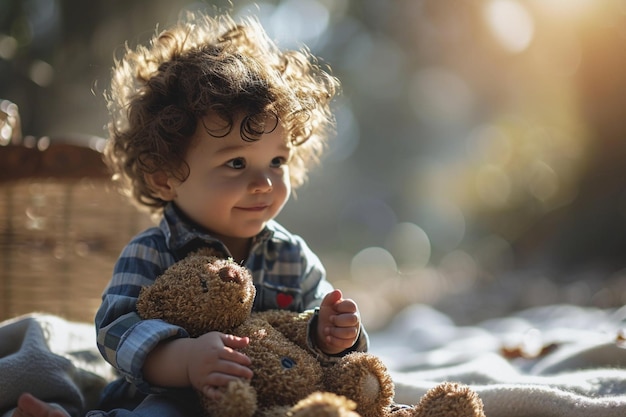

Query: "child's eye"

xmin=270 ymin=157 xmax=287 ymax=168
xmin=226 ymin=158 xmax=246 ymax=169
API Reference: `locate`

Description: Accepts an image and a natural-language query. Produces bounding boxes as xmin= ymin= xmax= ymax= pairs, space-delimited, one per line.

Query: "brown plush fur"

xmin=414 ymin=383 xmax=485 ymax=417
xmin=136 ymin=253 xmax=486 ymax=417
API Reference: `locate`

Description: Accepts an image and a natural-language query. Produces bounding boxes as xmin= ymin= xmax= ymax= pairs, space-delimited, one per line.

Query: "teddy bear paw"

xmin=413 ymin=382 xmax=485 ymax=417
xmin=200 ymin=379 xmax=258 ymax=417
xmin=324 ymin=352 xmax=395 ymax=417
xmin=288 ymin=392 xmax=361 ymax=417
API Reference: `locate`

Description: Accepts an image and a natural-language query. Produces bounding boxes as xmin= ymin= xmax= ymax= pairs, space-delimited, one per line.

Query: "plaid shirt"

xmin=95 ymin=203 xmax=368 ymax=394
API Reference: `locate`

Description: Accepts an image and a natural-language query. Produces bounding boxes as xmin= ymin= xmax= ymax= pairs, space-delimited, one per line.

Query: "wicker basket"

xmin=0 ymin=136 xmax=152 ymax=323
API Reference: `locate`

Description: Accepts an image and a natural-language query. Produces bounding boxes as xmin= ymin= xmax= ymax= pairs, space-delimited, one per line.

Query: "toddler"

xmin=14 ymin=9 xmax=367 ymax=417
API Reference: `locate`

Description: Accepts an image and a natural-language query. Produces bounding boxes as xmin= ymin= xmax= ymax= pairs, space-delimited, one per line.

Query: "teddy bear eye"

xmin=200 ymin=278 xmax=209 ymax=293
xmin=281 ymin=357 xmax=296 ymax=369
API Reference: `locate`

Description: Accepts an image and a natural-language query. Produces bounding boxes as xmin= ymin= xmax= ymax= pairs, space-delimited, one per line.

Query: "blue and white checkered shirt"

xmin=95 ymin=203 xmax=368 ymax=395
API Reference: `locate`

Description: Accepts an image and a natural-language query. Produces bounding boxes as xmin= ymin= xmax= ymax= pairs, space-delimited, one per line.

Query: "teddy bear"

xmin=136 ymin=252 xmax=485 ymax=417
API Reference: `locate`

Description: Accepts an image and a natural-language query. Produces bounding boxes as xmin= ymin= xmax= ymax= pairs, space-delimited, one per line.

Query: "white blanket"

xmin=371 ymin=304 xmax=626 ymax=417
xmin=0 ymin=314 xmax=114 ymax=417
xmin=2 ymin=305 xmax=626 ymax=417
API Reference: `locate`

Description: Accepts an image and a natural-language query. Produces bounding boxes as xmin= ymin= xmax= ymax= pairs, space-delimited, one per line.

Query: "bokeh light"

xmin=341 ymin=33 xmax=406 ymax=101
xmin=409 ymin=67 xmax=474 ymax=127
xmin=475 ymin=164 xmax=511 ymax=209
xmin=484 ymin=0 xmax=534 ymax=53
xmin=324 ymin=99 xmax=359 ymax=163
xmin=350 ymin=246 xmax=397 ymax=283
xmin=384 ymin=222 xmax=431 ymax=273
xmin=266 ymin=0 xmax=330 ymax=47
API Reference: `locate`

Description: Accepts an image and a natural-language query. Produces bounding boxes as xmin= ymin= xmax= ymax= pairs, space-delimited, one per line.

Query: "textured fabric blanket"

xmin=370 ymin=304 xmax=626 ymax=417
xmin=2 ymin=305 xmax=626 ymax=417
xmin=0 ymin=314 xmax=114 ymax=417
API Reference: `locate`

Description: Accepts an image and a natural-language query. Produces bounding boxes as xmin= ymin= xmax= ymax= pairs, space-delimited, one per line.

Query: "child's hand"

xmin=316 ymin=289 xmax=361 ymax=355
xmin=144 ymin=331 xmax=252 ymax=399
xmin=187 ymin=332 xmax=253 ymax=400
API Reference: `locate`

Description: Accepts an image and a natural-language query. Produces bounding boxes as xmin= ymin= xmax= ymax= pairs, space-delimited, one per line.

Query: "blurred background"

xmin=2 ymin=0 xmax=626 ymax=330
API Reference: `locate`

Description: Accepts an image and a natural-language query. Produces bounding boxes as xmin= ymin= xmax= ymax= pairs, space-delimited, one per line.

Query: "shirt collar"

xmin=159 ymin=202 xmax=274 ymax=259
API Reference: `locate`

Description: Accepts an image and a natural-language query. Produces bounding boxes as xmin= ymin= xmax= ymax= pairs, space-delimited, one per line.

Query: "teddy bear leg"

xmin=411 ymin=382 xmax=485 ymax=417
xmin=288 ymin=392 xmax=361 ymax=417
xmin=199 ymin=379 xmax=258 ymax=417
xmin=256 ymin=405 xmax=292 ymax=417
xmin=323 ymin=352 xmax=395 ymax=417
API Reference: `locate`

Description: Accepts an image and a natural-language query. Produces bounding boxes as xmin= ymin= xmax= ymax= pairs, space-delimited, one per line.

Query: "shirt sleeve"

xmin=94 ymin=233 xmax=188 ymax=394
xmin=295 ymin=235 xmax=370 ymax=360
xmin=298 ymin=238 xmax=334 ymax=311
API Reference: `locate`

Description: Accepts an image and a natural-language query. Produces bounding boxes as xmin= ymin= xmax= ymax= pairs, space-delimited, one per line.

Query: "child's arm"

xmin=292 ymin=237 xmax=368 ymax=356
xmin=315 ymin=289 xmax=362 ymax=355
xmin=95 ymin=232 xmax=253 ymax=396
xmin=143 ymin=332 xmax=253 ymax=398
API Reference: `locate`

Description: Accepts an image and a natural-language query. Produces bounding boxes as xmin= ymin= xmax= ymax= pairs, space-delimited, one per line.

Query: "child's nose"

xmin=249 ymin=172 xmax=273 ymax=193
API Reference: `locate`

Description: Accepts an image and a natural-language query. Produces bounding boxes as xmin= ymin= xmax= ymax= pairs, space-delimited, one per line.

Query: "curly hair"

xmin=104 ymin=11 xmax=339 ymax=214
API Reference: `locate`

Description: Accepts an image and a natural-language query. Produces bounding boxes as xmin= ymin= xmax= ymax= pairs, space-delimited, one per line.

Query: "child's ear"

xmin=145 ymin=171 xmax=178 ymax=201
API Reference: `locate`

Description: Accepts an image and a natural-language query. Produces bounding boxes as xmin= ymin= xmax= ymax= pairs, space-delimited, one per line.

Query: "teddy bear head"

xmin=136 ymin=254 xmax=256 ymax=336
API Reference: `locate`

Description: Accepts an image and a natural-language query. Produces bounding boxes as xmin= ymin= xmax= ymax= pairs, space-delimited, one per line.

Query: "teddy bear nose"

xmin=219 ymin=267 xmax=241 ymax=283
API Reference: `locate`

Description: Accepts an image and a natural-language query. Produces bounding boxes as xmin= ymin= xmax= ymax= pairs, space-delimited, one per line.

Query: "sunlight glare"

xmin=530 ymin=0 xmax=597 ymax=20
xmin=484 ymin=0 xmax=534 ymax=53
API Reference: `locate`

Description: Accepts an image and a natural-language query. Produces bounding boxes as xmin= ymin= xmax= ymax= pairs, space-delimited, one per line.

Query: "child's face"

xmin=168 ymin=114 xmax=292 ymax=241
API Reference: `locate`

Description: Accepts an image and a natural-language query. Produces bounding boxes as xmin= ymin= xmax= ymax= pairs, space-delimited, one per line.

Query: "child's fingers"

xmin=219 ymin=334 xmax=252 ymax=366
xmin=317 ymin=290 xmax=361 ymax=354
xmin=212 ymin=358 xmax=254 ymax=380
xmin=333 ymin=298 xmax=358 ymax=314
xmin=220 ymin=348 xmax=252 ymax=368
xmin=220 ymin=334 xmax=250 ymax=350
xmin=322 ymin=334 xmax=358 ymax=351
xmin=325 ymin=325 xmax=359 ymax=341
xmin=319 ymin=289 xmax=342 ymax=309
xmin=330 ymin=312 xmax=360 ymax=328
